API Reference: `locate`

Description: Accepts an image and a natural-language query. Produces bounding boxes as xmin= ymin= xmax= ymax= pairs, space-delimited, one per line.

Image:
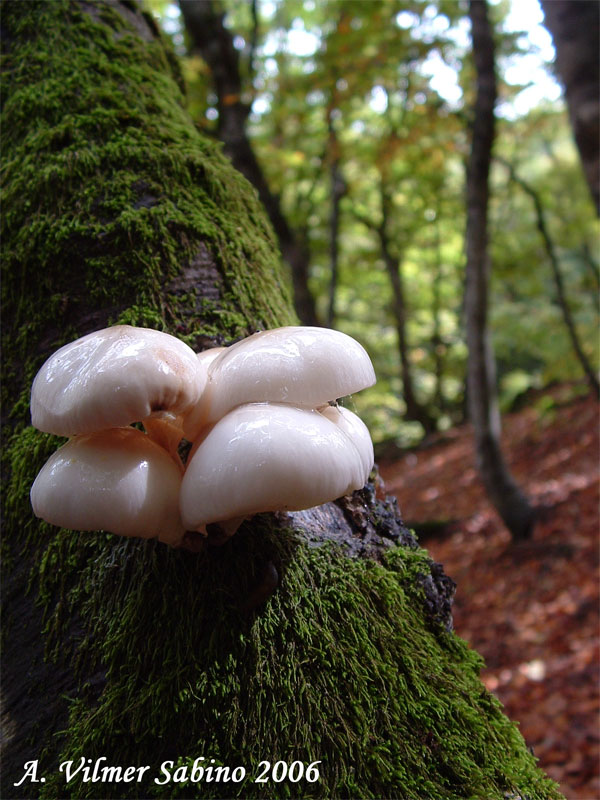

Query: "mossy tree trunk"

xmin=2 ymin=3 xmax=561 ymax=799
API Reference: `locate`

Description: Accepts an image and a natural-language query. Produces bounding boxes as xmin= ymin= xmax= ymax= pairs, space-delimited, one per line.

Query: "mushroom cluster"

xmin=30 ymin=324 xmax=376 ymax=546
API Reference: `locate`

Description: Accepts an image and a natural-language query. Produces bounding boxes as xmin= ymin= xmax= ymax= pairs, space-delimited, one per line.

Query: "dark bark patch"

xmin=164 ymin=243 xmax=223 ymax=301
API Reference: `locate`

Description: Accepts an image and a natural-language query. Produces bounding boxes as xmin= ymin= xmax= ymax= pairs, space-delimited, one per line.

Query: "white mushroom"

xmin=182 ymin=326 xmax=375 ymax=439
xmin=318 ymin=404 xmax=374 ymax=478
xmin=197 ymin=346 xmax=226 ymax=368
xmin=31 ymin=325 xmax=207 ymax=437
xmin=180 ymin=402 xmax=372 ymax=533
xmin=28 ymin=325 xmax=377 ymax=549
xmin=30 ymin=427 xmax=185 ymax=545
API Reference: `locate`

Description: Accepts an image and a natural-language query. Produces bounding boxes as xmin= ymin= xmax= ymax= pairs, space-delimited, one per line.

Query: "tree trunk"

xmin=326 ymin=111 xmax=345 ymax=328
xmin=379 ymin=189 xmax=436 ymax=434
xmin=541 ymin=0 xmax=600 ymax=214
xmin=497 ymin=156 xmax=600 ymax=398
xmin=1 ymin=3 xmax=561 ymax=799
xmin=432 ymin=219 xmax=445 ymax=413
xmin=465 ymin=0 xmax=535 ymax=540
xmin=178 ymin=0 xmax=320 ymax=326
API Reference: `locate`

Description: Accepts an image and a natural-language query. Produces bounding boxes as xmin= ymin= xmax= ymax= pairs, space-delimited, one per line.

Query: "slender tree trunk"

xmin=178 ymin=0 xmax=320 ymax=326
xmin=498 ymin=156 xmax=600 ymax=398
xmin=1 ymin=3 xmax=560 ymax=798
xmin=541 ymin=0 xmax=600 ymax=214
xmin=326 ymin=112 xmax=345 ymax=328
xmin=381 ymin=233 xmax=435 ymax=433
xmin=465 ymin=0 xmax=535 ymax=540
xmin=379 ymin=189 xmax=436 ymax=434
xmin=352 ymin=198 xmax=436 ymax=434
xmin=432 ymin=220 xmax=445 ymax=412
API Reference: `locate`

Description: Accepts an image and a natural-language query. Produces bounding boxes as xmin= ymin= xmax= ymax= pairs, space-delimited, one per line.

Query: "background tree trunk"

xmin=465 ymin=0 xmax=535 ymax=540
xmin=378 ymin=215 xmax=436 ymax=434
xmin=432 ymin=219 xmax=446 ymax=414
xmin=497 ymin=156 xmax=600 ymax=398
xmin=326 ymin=111 xmax=345 ymax=328
xmin=1 ymin=3 xmax=560 ymax=799
xmin=353 ymin=191 xmax=436 ymax=435
xmin=178 ymin=0 xmax=320 ymax=326
xmin=541 ymin=0 xmax=600 ymax=214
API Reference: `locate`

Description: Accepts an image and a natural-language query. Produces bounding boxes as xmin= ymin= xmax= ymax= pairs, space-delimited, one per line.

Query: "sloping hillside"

xmin=380 ymin=387 xmax=599 ymax=800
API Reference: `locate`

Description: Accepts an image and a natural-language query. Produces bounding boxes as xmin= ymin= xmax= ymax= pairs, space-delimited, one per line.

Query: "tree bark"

xmin=380 ymin=238 xmax=436 ymax=433
xmin=1 ymin=3 xmax=560 ymax=799
xmin=178 ymin=0 xmax=320 ymax=326
xmin=379 ymin=187 xmax=436 ymax=434
xmin=352 ymin=197 xmax=436 ymax=435
xmin=497 ymin=156 xmax=600 ymax=398
xmin=432 ymin=219 xmax=446 ymax=413
xmin=326 ymin=110 xmax=345 ymax=328
xmin=541 ymin=0 xmax=600 ymax=214
xmin=465 ymin=0 xmax=535 ymax=540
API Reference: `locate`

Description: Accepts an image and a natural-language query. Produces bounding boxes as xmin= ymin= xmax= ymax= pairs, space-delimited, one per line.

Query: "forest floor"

xmin=378 ymin=384 xmax=599 ymax=800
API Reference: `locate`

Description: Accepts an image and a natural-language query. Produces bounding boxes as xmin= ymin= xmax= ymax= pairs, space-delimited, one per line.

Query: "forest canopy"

xmin=152 ymin=0 xmax=599 ymax=448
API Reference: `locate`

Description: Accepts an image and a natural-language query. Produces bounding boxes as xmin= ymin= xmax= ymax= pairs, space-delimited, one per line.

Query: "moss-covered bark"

xmin=1 ymin=2 xmax=562 ymax=799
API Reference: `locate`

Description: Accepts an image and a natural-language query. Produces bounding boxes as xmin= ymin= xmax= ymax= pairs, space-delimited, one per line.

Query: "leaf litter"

xmin=379 ymin=385 xmax=599 ymax=800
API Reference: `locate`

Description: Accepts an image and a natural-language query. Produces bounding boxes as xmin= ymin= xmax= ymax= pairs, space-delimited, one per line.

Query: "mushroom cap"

xmin=31 ymin=325 xmax=207 ymax=437
xmin=180 ymin=402 xmax=372 ymax=531
xmin=318 ymin=404 xmax=374 ymax=478
xmin=30 ymin=427 xmax=185 ymax=544
xmin=196 ymin=346 xmax=226 ymax=368
xmin=182 ymin=326 xmax=375 ymax=438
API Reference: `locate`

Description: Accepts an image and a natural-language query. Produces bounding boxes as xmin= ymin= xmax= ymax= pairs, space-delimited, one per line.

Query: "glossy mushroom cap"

xmin=30 ymin=428 xmax=185 ymax=545
xmin=180 ymin=402 xmax=372 ymax=532
xmin=31 ymin=325 xmax=207 ymax=436
xmin=318 ymin=404 xmax=374 ymax=478
xmin=29 ymin=325 xmax=377 ymax=548
xmin=182 ymin=326 xmax=376 ymax=439
xmin=196 ymin=346 xmax=225 ymax=368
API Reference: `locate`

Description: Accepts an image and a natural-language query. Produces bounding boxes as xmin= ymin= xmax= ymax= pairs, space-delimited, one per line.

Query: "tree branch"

xmin=496 ymin=155 xmax=599 ymax=398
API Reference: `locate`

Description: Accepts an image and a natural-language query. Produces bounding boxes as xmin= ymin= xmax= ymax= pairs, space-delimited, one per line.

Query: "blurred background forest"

xmin=150 ymin=1 xmax=599 ymax=796
xmin=149 ymin=0 xmax=598 ymax=451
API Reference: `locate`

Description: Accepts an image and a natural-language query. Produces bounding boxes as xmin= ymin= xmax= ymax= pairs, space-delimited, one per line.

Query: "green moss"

xmin=1 ymin=0 xmax=294 ymax=402
xmin=29 ymin=524 xmax=560 ymax=800
xmin=4 ymin=420 xmax=560 ymax=798
xmin=3 ymin=426 xmax=65 ymax=549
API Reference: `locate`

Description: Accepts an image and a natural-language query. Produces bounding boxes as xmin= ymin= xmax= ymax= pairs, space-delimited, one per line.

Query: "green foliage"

xmin=491 ymin=110 xmax=600 ymax=397
xmin=164 ymin=0 xmax=598 ymax=445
